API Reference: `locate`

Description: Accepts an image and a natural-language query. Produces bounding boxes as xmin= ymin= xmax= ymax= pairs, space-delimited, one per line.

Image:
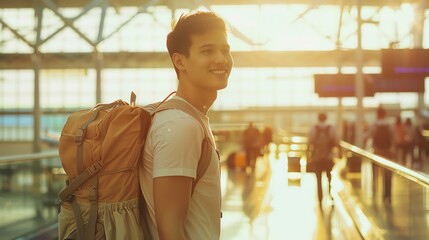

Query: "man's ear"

xmin=172 ymin=53 xmax=186 ymax=71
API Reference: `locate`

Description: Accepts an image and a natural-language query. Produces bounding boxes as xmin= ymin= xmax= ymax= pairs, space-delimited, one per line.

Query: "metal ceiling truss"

xmin=187 ymin=0 xmax=261 ymax=46
xmin=1 ymin=0 xmax=426 ymax=9
xmin=0 ymin=50 xmax=380 ymax=69
xmin=1 ymin=0 xmax=260 ymax=53
xmin=290 ymin=5 xmax=338 ymax=45
xmin=0 ymin=0 xmax=163 ymax=51
xmin=0 ymin=0 xmax=427 ymax=69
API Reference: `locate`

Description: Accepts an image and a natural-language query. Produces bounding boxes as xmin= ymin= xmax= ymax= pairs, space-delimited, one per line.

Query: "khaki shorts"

xmin=58 ymin=198 xmax=144 ymax=240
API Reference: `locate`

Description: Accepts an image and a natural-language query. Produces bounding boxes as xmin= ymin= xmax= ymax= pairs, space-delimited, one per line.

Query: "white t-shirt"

xmin=139 ymin=96 xmax=221 ymax=240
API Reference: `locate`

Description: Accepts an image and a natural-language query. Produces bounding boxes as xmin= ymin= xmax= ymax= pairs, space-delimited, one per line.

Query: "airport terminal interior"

xmin=1 ymin=0 xmax=429 ymax=239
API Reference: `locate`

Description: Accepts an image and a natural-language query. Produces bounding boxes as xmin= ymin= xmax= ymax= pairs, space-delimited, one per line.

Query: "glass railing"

xmin=279 ymin=131 xmax=429 ymax=239
xmin=0 ymin=151 xmax=64 ymax=240
xmin=338 ymin=141 xmax=429 ymax=240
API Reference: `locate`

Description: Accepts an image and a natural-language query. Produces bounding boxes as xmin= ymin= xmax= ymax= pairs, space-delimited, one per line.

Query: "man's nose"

xmin=214 ymin=51 xmax=228 ymax=63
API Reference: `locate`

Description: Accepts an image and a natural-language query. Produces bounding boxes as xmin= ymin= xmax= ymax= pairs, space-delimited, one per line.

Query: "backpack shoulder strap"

xmin=153 ymin=99 xmax=209 ymax=136
xmin=152 ymin=98 xmax=213 ymax=193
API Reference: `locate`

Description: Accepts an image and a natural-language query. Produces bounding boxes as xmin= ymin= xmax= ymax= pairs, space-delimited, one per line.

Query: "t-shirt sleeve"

xmin=150 ymin=110 xmax=204 ymax=179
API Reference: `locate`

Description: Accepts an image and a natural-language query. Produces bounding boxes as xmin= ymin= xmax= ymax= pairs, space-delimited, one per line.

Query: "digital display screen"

xmin=381 ymin=48 xmax=429 ymax=77
xmin=314 ymin=74 xmax=375 ymax=97
xmin=367 ymin=74 xmax=425 ymax=93
xmin=314 ymin=73 xmax=424 ymax=97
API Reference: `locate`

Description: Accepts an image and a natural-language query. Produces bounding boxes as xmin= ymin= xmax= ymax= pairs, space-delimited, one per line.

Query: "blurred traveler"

xmin=342 ymin=120 xmax=355 ymax=144
xmin=365 ymin=106 xmax=395 ymax=203
xmin=414 ymin=121 xmax=427 ymax=166
xmin=307 ymin=112 xmax=341 ymax=206
xmin=403 ymin=118 xmax=415 ymax=167
xmin=393 ymin=116 xmax=406 ymax=165
xmin=243 ymin=122 xmax=262 ymax=172
xmin=262 ymin=125 xmax=273 ymax=152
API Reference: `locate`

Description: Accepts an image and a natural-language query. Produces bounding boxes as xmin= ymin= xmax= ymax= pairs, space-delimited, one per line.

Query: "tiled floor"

xmin=220 ymin=148 xmax=344 ymax=240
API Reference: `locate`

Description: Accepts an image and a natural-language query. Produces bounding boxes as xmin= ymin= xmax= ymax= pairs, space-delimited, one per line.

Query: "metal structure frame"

xmin=0 ymin=0 xmax=428 ymax=152
xmin=1 ymin=0 xmax=427 ymax=69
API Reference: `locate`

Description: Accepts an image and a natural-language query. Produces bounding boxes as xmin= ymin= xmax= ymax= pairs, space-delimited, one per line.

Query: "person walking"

xmin=403 ymin=117 xmax=415 ymax=167
xmin=138 ymin=11 xmax=233 ymax=240
xmin=307 ymin=112 xmax=341 ymax=206
xmin=242 ymin=121 xmax=262 ymax=172
xmin=262 ymin=125 xmax=273 ymax=153
xmin=365 ymin=106 xmax=395 ymax=203
xmin=393 ymin=116 xmax=406 ymax=165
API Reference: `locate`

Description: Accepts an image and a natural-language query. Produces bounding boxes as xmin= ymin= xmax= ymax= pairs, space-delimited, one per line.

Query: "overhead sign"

xmin=367 ymin=74 xmax=425 ymax=93
xmin=314 ymin=73 xmax=425 ymax=97
xmin=381 ymin=48 xmax=429 ymax=78
xmin=314 ymin=74 xmax=375 ymax=97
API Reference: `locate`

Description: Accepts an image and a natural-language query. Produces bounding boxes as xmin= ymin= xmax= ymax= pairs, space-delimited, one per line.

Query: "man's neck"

xmin=176 ymin=87 xmax=217 ymax=115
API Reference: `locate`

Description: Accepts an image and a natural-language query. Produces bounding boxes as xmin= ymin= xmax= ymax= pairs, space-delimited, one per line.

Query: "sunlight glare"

xmin=278 ymin=144 xmax=288 ymax=152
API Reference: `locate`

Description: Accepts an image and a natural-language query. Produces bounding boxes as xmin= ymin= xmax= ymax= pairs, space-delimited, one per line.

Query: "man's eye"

xmin=202 ymin=49 xmax=212 ymax=54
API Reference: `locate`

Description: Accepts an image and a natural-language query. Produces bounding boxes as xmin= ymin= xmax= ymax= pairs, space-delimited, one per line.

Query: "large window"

xmin=0 ymin=3 xmax=428 ymax=141
xmin=101 ymin=68 xmax=177 ymax=104
xmin=0 ymin=70 xmax=34 ymax=110
xmin=41 ymin=69 xmax=96 ymax=109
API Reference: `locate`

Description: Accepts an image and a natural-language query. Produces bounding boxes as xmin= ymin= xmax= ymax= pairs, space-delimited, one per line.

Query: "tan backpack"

xmin=57 ymin=92 xmax=213 ymax=240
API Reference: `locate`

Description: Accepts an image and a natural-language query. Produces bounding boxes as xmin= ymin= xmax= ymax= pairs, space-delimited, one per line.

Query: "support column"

xmin=414 ymin=1 xmax=426 ymax=111
xmin=32 ymin=51 xmax=43 ymax=208
xmin=32 ymin=52 xmax=41 ymax=153
xmin=336 ymin=3 xmax=345 ymax=140
xmin=354 ymin=0 xmax=365 ymax=148
xmin=95 ymin=51 xmax=102 ymax=103
xmin=337 ymin=97 xmax=343 ymax=140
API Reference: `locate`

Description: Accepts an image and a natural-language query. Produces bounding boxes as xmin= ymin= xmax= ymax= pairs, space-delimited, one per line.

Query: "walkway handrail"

xmin=340 ymin=141 xmax=429 ymax=188
xmin=0 ymin=150 xmax=59 ymax=165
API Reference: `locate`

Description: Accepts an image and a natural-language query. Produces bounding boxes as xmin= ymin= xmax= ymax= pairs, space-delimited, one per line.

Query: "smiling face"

xmin=174 ymin=29 xmax=233 ymax=92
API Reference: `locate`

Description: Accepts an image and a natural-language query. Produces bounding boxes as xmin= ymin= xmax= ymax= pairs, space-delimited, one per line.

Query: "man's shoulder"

xmin=154 ymin=108 xmax=197 ymax=122
xmin=151 ymin=109 xmax=202 ymax=135
xmin=148 ymin=109 xmax=205 ymax=150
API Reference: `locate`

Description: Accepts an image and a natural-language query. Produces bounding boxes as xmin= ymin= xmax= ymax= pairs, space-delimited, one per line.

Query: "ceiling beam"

xmin=0 ymin=50 xmax=380 ymax=69
xmin=0 ymin=0 xmax=421 ymax=9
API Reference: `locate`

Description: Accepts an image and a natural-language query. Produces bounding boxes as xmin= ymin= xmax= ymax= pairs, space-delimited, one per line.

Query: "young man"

xmin=139 ymin=11 xmax=233 ymax=240
xmin=307 ymin=112 xmax=341 ymax=206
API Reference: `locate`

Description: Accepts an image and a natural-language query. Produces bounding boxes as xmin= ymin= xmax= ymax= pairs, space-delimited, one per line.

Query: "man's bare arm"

xmin=153 ymin=176 xmax=193 ymax=240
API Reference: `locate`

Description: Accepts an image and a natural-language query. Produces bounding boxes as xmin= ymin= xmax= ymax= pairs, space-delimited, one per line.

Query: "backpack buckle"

xmin=58 ymin=186 xmax=74 ymax=203
xmin=87 ymin=161 xmax=103 ymax=175
xmin=88 ymin=185 xmax=97 ymax=203
xmin=75 ymin=128 xmax=85 ymax=145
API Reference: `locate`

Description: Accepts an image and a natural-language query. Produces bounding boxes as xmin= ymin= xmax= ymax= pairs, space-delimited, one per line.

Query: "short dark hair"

xmin=318 ymin=112 xmax=327 ymax=122
xmin=376 ymin=107 xmax=386 ymax=119
xmin=166 ymin=11 xmax=227 ymax=77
